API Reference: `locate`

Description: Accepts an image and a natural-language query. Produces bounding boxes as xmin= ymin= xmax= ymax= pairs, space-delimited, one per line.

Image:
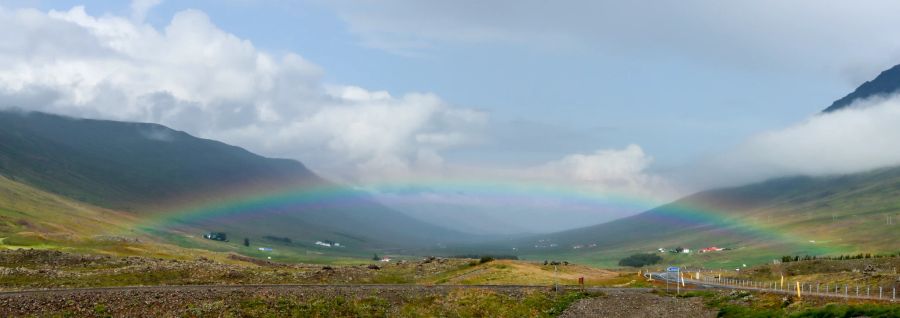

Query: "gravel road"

xmin=560 ymin=289 xmax=717 ymax=318
xmin=0 ymin=284 xmax=651 ymax=317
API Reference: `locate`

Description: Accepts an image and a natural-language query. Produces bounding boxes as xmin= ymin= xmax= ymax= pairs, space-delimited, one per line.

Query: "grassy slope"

xmin=0 ymin=175 xmax=137 ymax=242
xmin=507 ymin=167 xmax=900 ymax=268
xmin=0 ymin=175 xmax=220 ymax=260
xmin=0 ymin=175 xmax=373 ymax=264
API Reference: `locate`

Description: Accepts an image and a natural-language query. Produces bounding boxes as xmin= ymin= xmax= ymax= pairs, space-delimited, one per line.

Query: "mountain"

xmin=823 ymin=64 xmax=900 ymax=112
xmin=0 ymin=110 xmax=463 ymax=251
xmin=0 ymin=110 xmax=319 ymax=211
xmin=512 ymin=64 xmax=900 ymax=267
xmin=514 ymin=167 xmax=900 ymax=267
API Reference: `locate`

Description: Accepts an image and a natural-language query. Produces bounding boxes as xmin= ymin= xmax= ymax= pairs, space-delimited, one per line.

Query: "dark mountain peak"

xmin=0 ymin=109 xmax=463 ymax=248
xmin=0 ymin=109 xmax=318 ymax=210
xmin=824 ymin=64 xmax=900 ymax=112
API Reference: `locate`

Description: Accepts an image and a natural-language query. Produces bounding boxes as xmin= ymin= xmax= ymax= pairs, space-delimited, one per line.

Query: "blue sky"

xmin=6 ymin=0 xmax=856 ymax=167
xmin=4 ymin=0 xmax=900 ymax=233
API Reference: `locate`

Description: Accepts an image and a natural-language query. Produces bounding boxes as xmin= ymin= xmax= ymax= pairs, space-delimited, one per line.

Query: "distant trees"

xmin=202 ymin=232 xmax=227 ymax=242
xmin=372 ymin=253 xmax=380 ymax=261
xmin=618 ymin=253 xmax=662 ymax=267
xmin=451 ymin=254 xmax=519 ymax=260
xmin=243 ymin=238 xmax=250 ymax=247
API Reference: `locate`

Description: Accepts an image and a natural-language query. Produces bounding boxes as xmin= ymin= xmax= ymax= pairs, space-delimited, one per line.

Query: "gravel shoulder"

xmin=560 ymin=290 xmax=717 ymax=318
xmin=0 ymin=285 xmax=631 ymax=317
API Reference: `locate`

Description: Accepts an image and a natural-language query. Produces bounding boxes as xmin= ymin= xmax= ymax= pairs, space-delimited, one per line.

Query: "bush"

xmin=479 ymin=256 xmax=495 ymax=264
xmin=618 ymin=253 xmax=662 ymax=267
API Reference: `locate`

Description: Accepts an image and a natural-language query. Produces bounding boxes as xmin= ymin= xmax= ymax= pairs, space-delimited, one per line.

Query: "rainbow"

xmin=137 ymin=178 xmax=657 ymax=229
xmin=134 ymin=177 xmax=841 ymax=255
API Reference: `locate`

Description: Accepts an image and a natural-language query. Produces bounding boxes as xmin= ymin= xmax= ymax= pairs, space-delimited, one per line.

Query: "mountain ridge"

xmin=823 ymin=63 xmax=900 ymax=112
xmin=0 ymin=109 xmax=464 ymax=251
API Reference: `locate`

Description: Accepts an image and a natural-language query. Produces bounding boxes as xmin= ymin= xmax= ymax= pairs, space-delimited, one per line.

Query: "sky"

xmin=4 ymin=0 xmax=900 ymax=234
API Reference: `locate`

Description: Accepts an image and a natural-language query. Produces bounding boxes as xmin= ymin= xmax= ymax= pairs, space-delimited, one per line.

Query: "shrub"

xmin=451 ymin=254 xmax=519 ymax=260
xmin=618 ymin=253 xmax=662 ymax=267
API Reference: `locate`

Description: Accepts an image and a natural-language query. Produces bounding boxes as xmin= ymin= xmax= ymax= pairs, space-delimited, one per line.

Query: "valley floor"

xmin=1 ymin=249 xmax=899 ymax=317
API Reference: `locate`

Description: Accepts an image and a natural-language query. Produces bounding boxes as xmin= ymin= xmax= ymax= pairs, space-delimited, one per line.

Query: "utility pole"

xmin=554 ymin=265 xmax=559 ymax=293
xmin=676 ymin=268 xmax=680 ymax=295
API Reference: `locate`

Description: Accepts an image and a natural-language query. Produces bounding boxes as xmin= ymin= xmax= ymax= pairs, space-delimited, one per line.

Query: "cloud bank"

xmin=696 ymin=95 xmax=900 ymax=187
xmin=0 ymin=5 xmax=485 ymax=182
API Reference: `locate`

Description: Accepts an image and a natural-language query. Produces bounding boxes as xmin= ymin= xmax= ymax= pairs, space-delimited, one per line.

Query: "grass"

xmin=424 ymin=259 xmax=621 ymax=286
xmin=716 ymin=256 xmax=900 ymax=292
xmin=660 ymin=288 xmax=900 ymax=318
xmin=0 ymin=248 xmax=480 ymax=289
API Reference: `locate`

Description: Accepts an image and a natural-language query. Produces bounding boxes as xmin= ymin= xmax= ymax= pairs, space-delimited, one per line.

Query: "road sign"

xmin=667 ymin=266 xmax=680 ymax=272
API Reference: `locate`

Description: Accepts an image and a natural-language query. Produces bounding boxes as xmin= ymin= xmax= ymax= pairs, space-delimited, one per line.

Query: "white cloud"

xmin=0 ymin=5 xmax=485 ymax=182
xmin=130 ymin=0 xmax=162 ymax=22
xmin=698 ymin=95 xmax=900 ymax=187
xmin=529 ymin=144 xmax=674 ymax=199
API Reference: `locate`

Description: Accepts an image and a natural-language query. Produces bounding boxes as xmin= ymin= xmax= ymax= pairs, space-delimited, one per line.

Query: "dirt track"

xmin=0 ymin=284 xmax=653 ymax=317
xmin=560 ymin=289 xmax=717 ymax=318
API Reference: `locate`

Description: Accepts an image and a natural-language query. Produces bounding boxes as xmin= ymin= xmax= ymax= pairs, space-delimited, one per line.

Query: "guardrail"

xmin=646 ymin=272 xmax=897 ymax=302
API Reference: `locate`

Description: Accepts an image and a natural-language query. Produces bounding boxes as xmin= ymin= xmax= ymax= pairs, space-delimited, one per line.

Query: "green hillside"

xmin=0 ymin=174 xmax=196 ymax=258
xmin=0 ymin=174 xmax=367 ymax=263
xmin=508 ymin=167 xmax=900 ymax=268
xmin=0 ymin=110 xmax=464 ymax=253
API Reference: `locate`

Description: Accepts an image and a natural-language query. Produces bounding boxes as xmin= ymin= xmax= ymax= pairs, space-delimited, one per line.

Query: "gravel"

xmin=0 ymin=285 xmax=550 ymax=317
xmin=560 ymin=290 xmax=717 ymax=318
